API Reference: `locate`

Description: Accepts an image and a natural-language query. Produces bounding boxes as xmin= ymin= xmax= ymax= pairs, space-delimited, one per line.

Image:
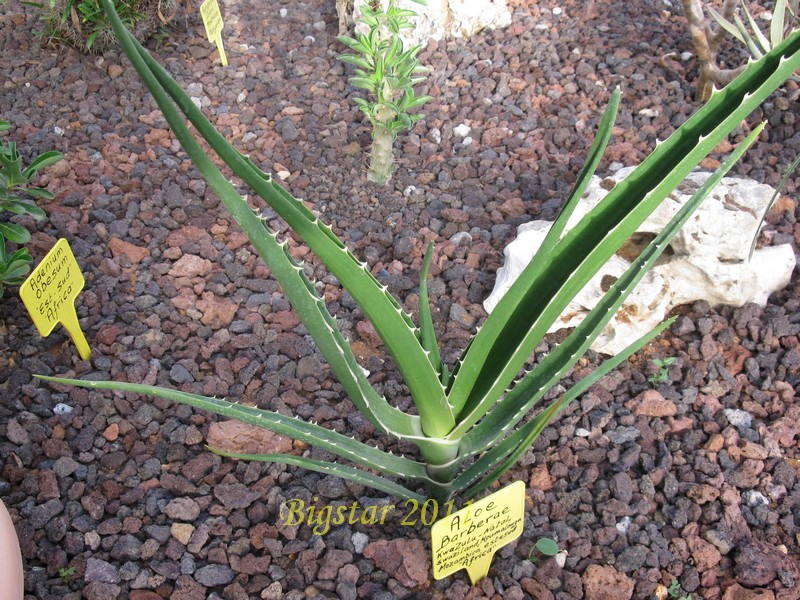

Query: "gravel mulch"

xmin=1 ymin=0 xmax=800 ymax=598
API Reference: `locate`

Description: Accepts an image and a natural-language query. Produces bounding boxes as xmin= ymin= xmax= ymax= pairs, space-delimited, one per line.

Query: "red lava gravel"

xmin=1 ymin=0 xmax=799 ymax=598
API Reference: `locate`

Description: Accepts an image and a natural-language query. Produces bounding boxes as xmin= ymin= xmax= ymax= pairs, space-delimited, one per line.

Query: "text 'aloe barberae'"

xmin=40 ymin=1 xmax=800 ymax=503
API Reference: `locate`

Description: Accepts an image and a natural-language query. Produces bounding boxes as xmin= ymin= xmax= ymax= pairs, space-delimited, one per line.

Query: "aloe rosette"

xmin=40 ymin=0 xmax=800 ymax=503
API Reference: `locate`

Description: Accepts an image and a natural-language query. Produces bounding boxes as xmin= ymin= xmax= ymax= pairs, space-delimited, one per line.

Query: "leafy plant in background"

xmin=337 ymin=0 xmax=432 ymax=184
xmin=0 ymin=120 xmax=63 ymax=298
xmin=40 ymin=0 xmax=800 ymax=503
xmin=681 ymin=0 xmax=799 ymax=100
xmin=648 ymin=357 xmax=676 ymax=387
xmin=31 ymin=0 xmax=177 ymax=53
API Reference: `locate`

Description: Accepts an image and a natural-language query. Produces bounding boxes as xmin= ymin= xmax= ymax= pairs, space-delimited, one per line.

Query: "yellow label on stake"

xmin=19 ymin=238 xmax=91 ymax=360
xmin=431 ymin=480 xmax=525 ymax=584
xmin=200 ymin=0 xmax=228 ymax=66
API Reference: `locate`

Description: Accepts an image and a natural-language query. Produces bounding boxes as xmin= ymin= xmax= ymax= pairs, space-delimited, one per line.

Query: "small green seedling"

xmin=648 ymin=357 xmax=676 ymax=386
xmin=529 ymin=537 xmax=559 ymax=562
xmin=337 ymin=0 xmax=431 ymax=184
xmin=58 ymin=566 xmax=76 ymax=583
xmin=668 ymin=579 xmax=692 ymax=600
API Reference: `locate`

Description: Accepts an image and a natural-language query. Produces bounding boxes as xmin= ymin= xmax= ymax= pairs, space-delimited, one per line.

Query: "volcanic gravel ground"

xmin=1 ymin=0 xmax=800 ymax=598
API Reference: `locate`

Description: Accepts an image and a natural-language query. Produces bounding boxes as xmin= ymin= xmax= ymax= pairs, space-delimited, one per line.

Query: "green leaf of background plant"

xmin=0 ymin=222 xmax=31 ymax=244
xmin=23 ymin=150 xmax=63 ymax=179
xmin=17 ymin=187 xmax=53 ymax=202
xmin=211 ymin=449 xmax=426 ymax=502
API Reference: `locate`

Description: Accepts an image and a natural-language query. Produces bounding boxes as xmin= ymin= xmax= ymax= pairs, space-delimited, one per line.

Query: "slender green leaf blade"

xmin=97 ymin=2 xmax=452 ymax=436
xmin=458 ymin=124 xmax=765 ymax=447
xmin=447 ymin=30 xmax=800 ymax=423
xmin=22 ymin=151 xmax=64 ymax=179
xmin=36 ymin=375 xmax=431 ymax=480
xmin=210 ymin=449 xmax=426 ymax=501
xmin=459 ymin=318 xmax=674 ymax=499
xmin=537 ymin=87 xmax=620 ymax=257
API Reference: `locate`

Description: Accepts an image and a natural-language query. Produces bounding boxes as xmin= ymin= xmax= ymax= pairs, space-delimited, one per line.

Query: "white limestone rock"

xmin=343 ymin=0 xmax=511 ymax=45
xmin=484 ymin=168 xmax=796 ymax=355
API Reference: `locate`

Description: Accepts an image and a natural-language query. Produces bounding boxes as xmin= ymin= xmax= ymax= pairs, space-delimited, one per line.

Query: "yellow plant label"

xmin=431 ymin=480 xmax=525 ymax=584
xmin=200 ymin=0 xmax=228 ymax=66
xmin=19 ymin=238 xmax=91 ymax=360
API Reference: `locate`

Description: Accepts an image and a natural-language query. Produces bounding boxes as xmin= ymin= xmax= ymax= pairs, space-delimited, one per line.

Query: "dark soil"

xmin=1 ymin=0 xmax=800 ymax=598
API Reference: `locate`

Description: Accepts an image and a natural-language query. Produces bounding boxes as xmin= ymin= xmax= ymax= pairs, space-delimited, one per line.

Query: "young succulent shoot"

xmin=529 ymin=537 xmax=559 ymax=562
xmin=337 ymin=0 xmax=432 ymax=184
xmin=648 ymin=357 xmax=676 ymax=387
xmin=39 ymin=0 xmax=800 ymax=505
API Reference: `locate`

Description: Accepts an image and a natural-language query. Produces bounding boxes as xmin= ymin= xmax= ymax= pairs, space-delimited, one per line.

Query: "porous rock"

xmin=346 ymin=0 xmax=511 ymax=45
xmin=485 ymin=169 xmax=796 ymax=354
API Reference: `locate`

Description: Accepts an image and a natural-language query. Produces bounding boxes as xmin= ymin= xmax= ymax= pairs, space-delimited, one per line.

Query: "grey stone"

xmin=724 ymin=409 xmax=753 ymax=428
xmin=317 ymin=476 xmax=348 ymax=500
xmin=85 ymin=558 xmax=120 ymax=584
xmin=615 ymin=544 xmax=648 ymax=573
xmin=83 ymin=582 xmax=122 ymax=600
xmin=352 ymin=532 xmax=369 ymax=554
xmin=29 ymin=499 xmax=64 ymax=528
xmin=193 ymin=564 xmax=235 ymax=586
xmin=110 ymin=534 xmax=143 ymax=561
xmin=6 ymin=418 xmax=31 ymax=445
xmin=610 ymin=472 xmax=633 ymax=503
xmin=213 ymin=482 xmax=260 ymax=510
xmin=164 ymin=497 xmax=201 ymax=521
xmin=145 ymin=524 xmax=172 ymax=544
xmin=607 ymin=427 xmax=640 ymax=444
xmin=52 ymin=456 xmax=80 ymax=477
xmin=170 ymin=364 xmax=195 ymax=384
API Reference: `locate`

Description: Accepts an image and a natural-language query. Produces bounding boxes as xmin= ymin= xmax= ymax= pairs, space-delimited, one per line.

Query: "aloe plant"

xmin=40 ymin=0 xmax=800 ymax=503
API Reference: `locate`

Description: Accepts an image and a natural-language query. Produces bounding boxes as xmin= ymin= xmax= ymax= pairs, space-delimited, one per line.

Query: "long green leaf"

xmin=459 ymin=123 xmax=764 ymax=455
xmin=709 ymin=5 xmax=747 ymax=45
xmin=90 ymin=10 xmax=429 ymax=445
xmin=750 ymin=151 xmax=800 ymax=259
xmin=741 ymin=0 xmax=771 ymax=54
xmin=734 ymin=12 xmax=766 ymax=57
xmin=210 ymin=449 xmax=426 ymax=502
xmin=22 ymin=150 xmax=64 ymax=179
xmin=772 ymin=0 xmax=787 ymax=47
xmin=447 ymin=29 xmax=800 ymax=423
xmin=536 ymin=87 xmax=621 ymax=257
xmin=110 ymin=13 xmax=451 ymax=437
xmin=36 ymin=376 xmax=432 ymax=481
xmin=418 ymin=241 xmax=442 ymax=377
xmin=458 ymin=318 xmax=674 ymax=500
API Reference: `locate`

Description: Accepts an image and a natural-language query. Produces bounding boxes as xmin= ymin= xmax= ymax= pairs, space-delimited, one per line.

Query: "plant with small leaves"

xmin=648 ymin=357 xmax=676 ymax=387
xmin=337 ymin=0 xmax=432 ymax=184
xmin=680 ymin=0 xmax=799 ymax=100
xmin=529 ymin=537 xmax=559 ymax=563
xmin=40 ymin=0 xmax=800 ymax=504
xmin=30 ymin=0 xmax=175 ymax=53
xmin=58 ymin=566 xmax=76 ymax=583
xmin=0 ymin=120 xmax=63 ymax=298
xmin=668 ymin=579 xmax=693 ymax=600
